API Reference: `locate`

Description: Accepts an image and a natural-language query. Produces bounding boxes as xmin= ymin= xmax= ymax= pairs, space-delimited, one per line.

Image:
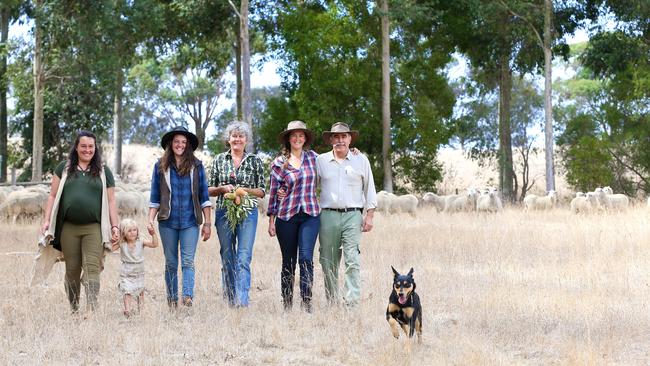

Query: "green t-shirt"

xmin=54 ymin=161 xmax=115 ymax=225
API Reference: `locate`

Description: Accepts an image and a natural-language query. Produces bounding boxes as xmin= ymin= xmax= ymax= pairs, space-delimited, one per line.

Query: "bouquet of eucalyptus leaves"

xmin=223 ymin=187 xmax=255 ymax=232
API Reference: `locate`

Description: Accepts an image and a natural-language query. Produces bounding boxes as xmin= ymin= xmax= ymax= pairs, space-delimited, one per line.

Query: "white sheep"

xmin=444 ymin=189 xmax=478 ymax=213
xmin=570 ymin=192 xmax=600 ymax=214
xmin=376 ymin=191 xmax=394 ymax=213
xmin=595 ymin=187 xmax=629 ymax=211
xmin=421 ymin=192 xmax=445 ymax=212
xmin=477 ymin=189 xmax=503 ymax=213
xmin=523 ymin=190 xmax=557 ymax=210
xmin=116 ymin=191 xmax=145 ymax=217
xmin=389 ymin=194 xmax=418 ymax=216
xmin=0 ymin=190 xmax=48 ymax=223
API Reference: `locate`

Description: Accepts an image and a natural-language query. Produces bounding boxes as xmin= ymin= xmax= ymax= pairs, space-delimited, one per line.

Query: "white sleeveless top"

xmin=120 ymin=239 xmax=144 ymax=265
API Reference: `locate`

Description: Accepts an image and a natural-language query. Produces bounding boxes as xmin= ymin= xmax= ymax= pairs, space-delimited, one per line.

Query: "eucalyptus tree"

xmin=0 ymin=0 xmax=26 ymax=182
xmin=257 ymin=0 xmax=457 ymax=192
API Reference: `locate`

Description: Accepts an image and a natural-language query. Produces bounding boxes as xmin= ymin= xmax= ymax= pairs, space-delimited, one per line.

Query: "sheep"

xmin=376 ymin=191 xmax=394 ymax=213
xmin=116 ymin=191 xmax=145 ymax=217
xmin=389 ymin=194 xmax=418 ymax=216
xmin=523 ymin=190 xmax=557 ymax=210
xmin=476 ymin=188 xmax=503 ymax=213
xmin=444 ymin=189 xmax=478 ymax=213
xmin=476 ymin=188 xmax=503 ymax=212
xmin=595 ymin=187 xmax=629 ymax=211
xmin=421 ymin=192 xmax=446 ymax=212
xmin=522 ymin=194 xmax=538 ymax=211
xmin=570 ymin=192 xmax=600 ymax=214
xmin=0 ymin=190 xmax=48 ymax=223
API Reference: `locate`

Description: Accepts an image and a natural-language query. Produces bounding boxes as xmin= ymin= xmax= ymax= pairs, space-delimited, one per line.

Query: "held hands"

xmin=362 ymin=215 xmax=374 ymax=232
xmin=268 ymin=224 xmax=276 ymax=237
xmin=147 ymin=221 xmax=155 ymax=236
xmin=277 ymin=187 xmax=287 ymax=200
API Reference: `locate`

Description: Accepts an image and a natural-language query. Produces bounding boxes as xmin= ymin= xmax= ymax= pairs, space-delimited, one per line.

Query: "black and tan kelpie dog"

xmin=386 ymin=266 xmax=422 ymax=343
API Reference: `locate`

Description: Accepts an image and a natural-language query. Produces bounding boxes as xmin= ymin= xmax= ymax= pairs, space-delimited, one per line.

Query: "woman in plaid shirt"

xmin=267 ymin=121 xmax=320 ymax=313
xmin=209 ymin=121 xmax=265 ymax=308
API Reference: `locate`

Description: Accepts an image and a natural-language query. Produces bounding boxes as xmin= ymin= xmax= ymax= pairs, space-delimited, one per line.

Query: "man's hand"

xmin=362 ymin=210 xmax=374 ymax=232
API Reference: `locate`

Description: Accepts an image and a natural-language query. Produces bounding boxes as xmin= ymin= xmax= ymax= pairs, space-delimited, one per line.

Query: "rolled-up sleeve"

xmin=267 ymin=159 xmax=282 ymax=216
xmin=149 ymin=162 xmax=161 ymax=208
xmin=362 ymin=155 xmax=377 ymax=210
xmin=198 ymin=164 xmax=211 ymax=208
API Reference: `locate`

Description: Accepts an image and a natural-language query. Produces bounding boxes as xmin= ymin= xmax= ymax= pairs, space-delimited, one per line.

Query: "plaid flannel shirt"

xmin=267 ymin=150 xmax=320 ymax=221
xmin=209 ymin=150 xmax=265 ymax=210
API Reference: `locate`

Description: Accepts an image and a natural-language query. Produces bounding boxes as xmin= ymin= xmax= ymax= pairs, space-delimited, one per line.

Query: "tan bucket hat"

xmin=277 ymin=120 xmax=315 ymax=146
xmin=322 ymin=122 xmax=359 ymax=145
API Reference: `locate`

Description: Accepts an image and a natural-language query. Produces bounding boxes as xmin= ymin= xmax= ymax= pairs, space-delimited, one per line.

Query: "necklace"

xmin=78 ymin=164 xmax=90 ymax=176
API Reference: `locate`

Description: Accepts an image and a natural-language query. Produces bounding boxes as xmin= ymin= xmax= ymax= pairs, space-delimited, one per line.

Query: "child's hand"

xmin=111 ymin=240 xmax=120 ymax=252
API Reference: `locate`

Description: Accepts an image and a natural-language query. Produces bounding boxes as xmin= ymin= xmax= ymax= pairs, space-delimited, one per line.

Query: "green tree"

xmin=257 ymin=0 xmax=455 ymax=192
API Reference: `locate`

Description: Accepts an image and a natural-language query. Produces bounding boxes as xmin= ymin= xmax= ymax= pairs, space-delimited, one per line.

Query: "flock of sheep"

xmin=0 ymin=182 xmax=648 ymax=224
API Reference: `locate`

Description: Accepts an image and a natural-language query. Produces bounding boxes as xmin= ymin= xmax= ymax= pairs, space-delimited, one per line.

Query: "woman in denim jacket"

xmin=148 ymin=126 xmax=211 ymax=309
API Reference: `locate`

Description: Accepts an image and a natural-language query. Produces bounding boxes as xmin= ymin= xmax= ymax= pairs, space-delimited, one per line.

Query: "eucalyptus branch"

xmin=496 ymin=0 xmax=543 ymax=49
xmin=228 ymin=0 xmax=241 ymax=18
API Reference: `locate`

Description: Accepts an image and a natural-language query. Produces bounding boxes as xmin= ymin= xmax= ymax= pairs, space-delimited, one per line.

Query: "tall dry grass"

xmin=3 ymin=207 xmax=650 ymax=365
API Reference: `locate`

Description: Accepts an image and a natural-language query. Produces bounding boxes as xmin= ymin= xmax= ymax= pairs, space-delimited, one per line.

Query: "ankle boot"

xmin=65 ymin=280 xmax=80 ymax=313
xmin=84 ymin=281 xmax=100 ymax=312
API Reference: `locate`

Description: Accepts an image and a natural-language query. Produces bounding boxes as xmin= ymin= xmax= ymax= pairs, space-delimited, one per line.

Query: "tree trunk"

xmin=543 ymin=0 xmax=555 ymax=192
xmin=32 ymin=0 xmax=44 ymax=182
xmin=194 ymin=117 xmax=205 ymax=151
xmin=235 ymin=25 xmax=243 ymax=121
xmin=379 ymin=0 xmax=393 ymax=192
xmin=113 ymin=69 xmax=123 ymax=177
xmin=0 ymin=8 xmax=8 ymax=182
xmin=240 ymin=0 xmax=253 ymax=151
xmin=498 ymin=65 xmax=514 ymax=203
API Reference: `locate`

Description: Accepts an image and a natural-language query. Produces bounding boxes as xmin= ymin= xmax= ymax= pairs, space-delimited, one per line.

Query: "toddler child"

xmin=117 ymin=218 xmax=158 ymax=317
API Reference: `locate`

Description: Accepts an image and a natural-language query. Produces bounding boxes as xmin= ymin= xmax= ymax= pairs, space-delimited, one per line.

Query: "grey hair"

xmin=223 ymin=120 xmax=252 ymax=146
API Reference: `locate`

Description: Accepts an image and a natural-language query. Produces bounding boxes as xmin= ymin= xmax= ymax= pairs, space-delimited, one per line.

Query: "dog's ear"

xmin=408 ymin=267 xmax=414 ymax=277
xmin=391 ymin=266 xmax=399 ymax=277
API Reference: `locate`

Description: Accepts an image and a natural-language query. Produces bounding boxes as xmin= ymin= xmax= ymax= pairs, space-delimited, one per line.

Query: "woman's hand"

xmin=220 ymin=184 xmax=235 ymax=195
xmin=40 ymin=221 xmax=50 ymax=236
xmin=147 ymin=221 xmax=155 ymax=236
xmin=268 ymin=224 xmax=276 ymax=237
xmin=110 ymin=226 xmax=120 ymax=243
xmin=201 ymin=223 xmax=211 ymax=241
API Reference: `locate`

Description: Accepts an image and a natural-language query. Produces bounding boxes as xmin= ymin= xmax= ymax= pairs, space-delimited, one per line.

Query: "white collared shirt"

xmin=316 ymin=150 xmax=377 ymax=210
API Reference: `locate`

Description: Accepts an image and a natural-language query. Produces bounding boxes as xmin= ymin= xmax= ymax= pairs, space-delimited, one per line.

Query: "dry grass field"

xmin=3 ymin=206 xmax=650 ymax=365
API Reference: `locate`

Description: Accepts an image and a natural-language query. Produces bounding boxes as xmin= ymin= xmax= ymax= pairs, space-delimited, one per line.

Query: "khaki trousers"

xmin=318 ymin=210 xmax=362 ymax=306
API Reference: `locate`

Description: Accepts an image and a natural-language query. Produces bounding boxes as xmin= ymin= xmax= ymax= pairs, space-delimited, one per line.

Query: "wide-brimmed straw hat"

xmin=322 ymin=122 xmax=359 ymax=145
xmin=277 ymin=120 xmax=315 ymax=146
xmin=160 ymin=126 xmax=199 ymax=151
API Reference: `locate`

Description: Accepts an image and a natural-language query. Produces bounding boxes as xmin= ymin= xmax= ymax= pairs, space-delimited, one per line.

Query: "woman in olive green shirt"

xmin=41 ymin=131 xmax=120 ymax=313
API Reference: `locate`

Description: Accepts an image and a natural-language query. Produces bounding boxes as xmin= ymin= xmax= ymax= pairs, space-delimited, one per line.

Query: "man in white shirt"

xmin=316 ymin=122 xmax=377 ymax=307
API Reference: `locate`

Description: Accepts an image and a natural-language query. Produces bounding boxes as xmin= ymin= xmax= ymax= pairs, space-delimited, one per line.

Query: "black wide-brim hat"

xmin=160 ymin=126 xmax=199 ymax=151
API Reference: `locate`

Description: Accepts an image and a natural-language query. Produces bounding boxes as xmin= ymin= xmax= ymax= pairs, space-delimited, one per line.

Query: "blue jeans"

xmin=158 ymin=224 xmax=200 ymax=302
xmin=215 ymin=208 xmax=258 ymax=307
xmin=275 ymin=212 xmax=320 ymax=305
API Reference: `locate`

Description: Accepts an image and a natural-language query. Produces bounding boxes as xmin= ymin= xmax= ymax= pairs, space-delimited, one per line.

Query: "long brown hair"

xmin=159 ymin=138 xmax=196 ymax=176
xmin=66 ymin=130 xmax=103 ymax=177
xmin=279 ymin=134 xmax=309 ymax=170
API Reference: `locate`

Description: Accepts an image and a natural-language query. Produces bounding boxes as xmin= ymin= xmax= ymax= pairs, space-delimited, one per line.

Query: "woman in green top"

xmin=41 ymin=131 xmax=120 ymax=313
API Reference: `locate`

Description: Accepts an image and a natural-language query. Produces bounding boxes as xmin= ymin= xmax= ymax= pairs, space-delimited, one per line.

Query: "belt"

xmin=323 ymin=207 xmax=363 ymax=212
